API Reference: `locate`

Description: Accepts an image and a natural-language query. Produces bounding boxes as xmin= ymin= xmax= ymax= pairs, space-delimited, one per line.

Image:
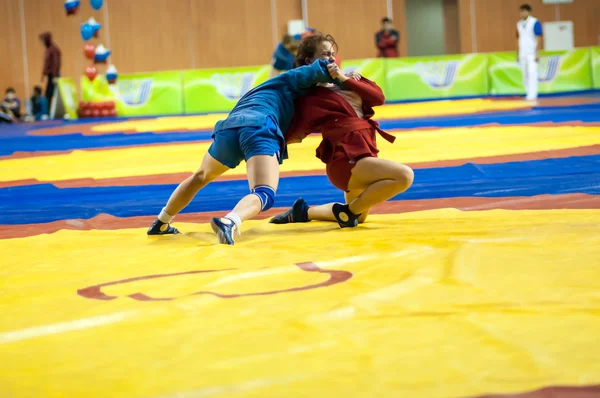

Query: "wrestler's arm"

xmin=286 ymin=97 xmax=318 ymax=144
xmin=342 ymin=77 xmax=385 ymax=106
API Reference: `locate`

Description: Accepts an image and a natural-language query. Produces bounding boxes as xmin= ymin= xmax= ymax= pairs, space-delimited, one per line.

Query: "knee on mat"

xmin=252 ymin=185 xmax=276 ymax=212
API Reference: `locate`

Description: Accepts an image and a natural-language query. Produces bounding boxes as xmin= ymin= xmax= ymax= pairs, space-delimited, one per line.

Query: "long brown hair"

xmin=293 ymin=34 xmax=338 ymax=68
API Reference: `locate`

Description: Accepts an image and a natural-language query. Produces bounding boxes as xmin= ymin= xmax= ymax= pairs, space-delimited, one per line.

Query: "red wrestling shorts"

xmin=322 ymin=128 xmax=379 ymax=192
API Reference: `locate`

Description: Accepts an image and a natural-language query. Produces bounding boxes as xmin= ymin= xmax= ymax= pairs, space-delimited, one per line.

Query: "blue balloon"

xmin=80 ymin=23 xmax=94 ymax=41
xmin=64 ymin=0 xmax=80 ymax=13
xmin=90 ymin=0 xmax=103 ymax=10
xmin=94 ymin=50 xmax=111 ymax=63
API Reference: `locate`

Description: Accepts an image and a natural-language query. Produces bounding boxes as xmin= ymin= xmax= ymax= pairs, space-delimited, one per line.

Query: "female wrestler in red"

xmin=270 ymin=35 xmax=414 ymax=228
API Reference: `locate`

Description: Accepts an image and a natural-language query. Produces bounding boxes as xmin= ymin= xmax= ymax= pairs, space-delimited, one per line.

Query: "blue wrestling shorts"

xmin=208 ymin=116 xmax=282 ymax=169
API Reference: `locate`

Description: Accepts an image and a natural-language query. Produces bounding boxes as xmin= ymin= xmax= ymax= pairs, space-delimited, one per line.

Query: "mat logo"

xmin=77 ymin=262 xmax=352 ymax=301
xmin=537 ymin=55 xmax=561 ymax=83
xmin=210 ymin=72 xmax=255 ymax=101
xmin=115 ymin=78 xmax=153 ymax=106
xmin=414 ymin=60 xmax=459 ymax=89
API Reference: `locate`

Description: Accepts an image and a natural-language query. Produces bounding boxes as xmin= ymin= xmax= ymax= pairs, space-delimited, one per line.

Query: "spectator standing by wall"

xmin=516 ymin=4 xmax=543 ymax=101
xmin=40 ymin=32 xmax=61 ymax=107
xmin=375 ymin=18 xmax=399 ymax=58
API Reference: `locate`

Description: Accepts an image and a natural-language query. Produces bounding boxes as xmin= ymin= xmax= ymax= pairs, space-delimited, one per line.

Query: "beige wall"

xmin=458 ymin=0 xmax=599 ymax=54
xmin=1 ymin=0 xmax=597 ymax=99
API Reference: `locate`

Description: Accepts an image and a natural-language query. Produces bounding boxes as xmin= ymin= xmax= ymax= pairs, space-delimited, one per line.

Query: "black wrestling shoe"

xmin=332 ymin=203 xmax=360 ymax=228
xmin=269 ymin=198 xmax=310 ymax=224
xmin=210 ymin=217 xmax=238 ymax=245
xmin=147 ymin=219 xmax=180 ymax=235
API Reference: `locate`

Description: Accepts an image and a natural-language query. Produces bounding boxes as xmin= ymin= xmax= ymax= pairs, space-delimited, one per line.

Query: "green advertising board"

xmin=74 ymin=47 xmax=597 ymax=117
xmin=81 ymin=71 xmax=184 ymax=116
xmin=183 ymin=65 xmax=270 ymax=114
xmin=591 ymin=47 xmax=600 ymax=89
xmin=341 ymin=58 xmax=387 ymax=95
xmin=385 ymin=53 xmax=488 ymax=101
xmin=488 ymin=48 xmax=592 ymax=95
xmin=56 ymin=77 xmax=79 ymax=120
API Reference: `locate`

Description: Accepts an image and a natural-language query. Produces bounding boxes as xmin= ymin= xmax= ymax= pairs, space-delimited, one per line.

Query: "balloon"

xmin=88 ymin=18 xmax=101 ymax=32
xmin=65 ymin=0 xmax=80 ymax=16
xmin=85 ymin=65 xmax=98 ymax=82
xmin=101 ymin=109 xmax=110 ymax=117
xmin=92 ymin=109 xmax=101 ymax=117
xmin=84 ymin=44 xmax=95 ymax=60
xmin=90 ymin=0 xmax=103 ymax=10
xmin=94 ymin=44 xmax=111 ymax=64
xmin=106 ymin=65 xmax=118 ymax=84
xmin=80 ymin=23 xmax=94 ymax=41
xmin=86 ymin=17 xmax=102 ymax=38
xmin=109 ymin=109 xmax=117 ymax=117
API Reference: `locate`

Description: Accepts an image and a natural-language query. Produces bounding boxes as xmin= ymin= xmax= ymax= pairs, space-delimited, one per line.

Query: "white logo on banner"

xmin=414 ymin=60 xmax=459 ymax=89
xmin=113 ymin=78 xmax=153 ymax=106
xmin=210 ymin=72 xmax=255 ymax=101
xmin=537 ymin=55 xmax=561 ymax=82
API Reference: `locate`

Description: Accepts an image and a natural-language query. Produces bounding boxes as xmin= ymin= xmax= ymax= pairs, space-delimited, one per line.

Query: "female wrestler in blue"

xmin=147 ymin=58 xmax=336 ymax=245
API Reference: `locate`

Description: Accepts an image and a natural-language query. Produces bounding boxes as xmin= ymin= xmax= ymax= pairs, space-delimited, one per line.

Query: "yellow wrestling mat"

xmin=1 ymin=210 xmax=600 ymax=398
xmin=4 ymin=125 xmax=600 ymax=183
xmin=72 ymin=99 xmax=532 ymax=135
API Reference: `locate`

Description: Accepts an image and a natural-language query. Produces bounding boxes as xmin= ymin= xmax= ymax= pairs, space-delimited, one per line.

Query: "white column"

xmin=19 ymin=0 xmax=30 ymax=96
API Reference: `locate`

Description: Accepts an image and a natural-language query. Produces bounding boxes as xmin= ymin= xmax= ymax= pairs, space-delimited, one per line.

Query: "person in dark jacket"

xmin=39 ymin=32 xmax=62 ymax=106
xmin=375 ymin=17 xmax=400 ymax=58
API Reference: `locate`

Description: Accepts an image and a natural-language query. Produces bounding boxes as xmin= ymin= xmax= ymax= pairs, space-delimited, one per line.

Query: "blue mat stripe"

xmin=2 ymin=155 xmax=599 ymax=225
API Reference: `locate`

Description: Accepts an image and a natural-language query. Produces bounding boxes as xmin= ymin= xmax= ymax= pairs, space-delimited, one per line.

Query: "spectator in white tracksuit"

xmin=516 ymin=4 xmax=543 ymax=101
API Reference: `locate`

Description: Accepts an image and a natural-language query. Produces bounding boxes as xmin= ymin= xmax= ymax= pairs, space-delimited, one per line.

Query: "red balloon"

xmin=85 ymin=66 xmax=98 ymax=82
xmin=83 ymin=109 xmax=93 ymax=118
xmin=106 ymin=101 xmax=116 ymax=110
xmin=92 ymin=109 xmax=101 ymax=117
xmin=101 ymin=109 xmax=110 ymax=117
xmin=109 ymin=109 xmax=117 ymax=117
xmin=84 ymin=44 xmax=95 ymax=60
xmin=79 ymin=101 xmax=89 ymax=110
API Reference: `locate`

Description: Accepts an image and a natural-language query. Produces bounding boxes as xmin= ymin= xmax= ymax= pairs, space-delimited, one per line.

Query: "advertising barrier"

xmin=73 ymin=47 xmax=598 ymax=117
xmin=81 ymin=71 xmax=184 ymax=116
xmin=591 ymin=47 xmax=600 ymax=89
xmin=385 ymin=54 xmax=489 ymax=101
xmin=488 ymin=48 xmax=592 ymax=95
xmin=56 ymin=77 xmax=79 ymax=120
xmin=183 ymin=65 xmax=270 ymax=114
